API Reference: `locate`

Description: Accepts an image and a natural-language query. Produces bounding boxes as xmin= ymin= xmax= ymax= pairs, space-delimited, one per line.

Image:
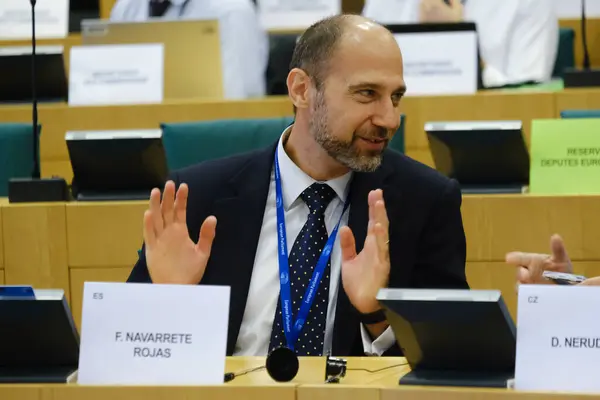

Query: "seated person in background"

xmin=506 ymin=234 xmax=600 ymax=286
xmin=110 ymin=0 xmax=268 ymax=99
xmin=362 ymin=0 xmax=559 ymax=88
xmin=128 ymin=14 xmax=469 ymax=357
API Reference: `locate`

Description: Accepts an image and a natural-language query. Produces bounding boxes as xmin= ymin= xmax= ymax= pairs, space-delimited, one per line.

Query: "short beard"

xmin=309 ymin=90 xmax=386 ymax=173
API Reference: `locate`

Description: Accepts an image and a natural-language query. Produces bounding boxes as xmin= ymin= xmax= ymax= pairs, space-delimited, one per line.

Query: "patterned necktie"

xmin=269 ymin=183 xmax=337 ymax=356
xmin=149 ymin=0 xmax=171 ymax=17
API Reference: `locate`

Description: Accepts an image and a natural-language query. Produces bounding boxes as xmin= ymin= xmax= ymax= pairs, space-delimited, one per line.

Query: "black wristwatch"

xmin=359 ymin=308 xmax=387 ymax=324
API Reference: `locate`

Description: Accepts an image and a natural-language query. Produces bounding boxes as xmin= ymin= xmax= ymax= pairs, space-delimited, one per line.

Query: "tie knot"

xmin=300 ymin=183 xmax=337 ymax=215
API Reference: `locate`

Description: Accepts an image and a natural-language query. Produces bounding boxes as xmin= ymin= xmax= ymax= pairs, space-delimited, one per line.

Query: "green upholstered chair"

xmin=552 ymin=27 xmax=575 ymax=78
xmin=161 ymin=116 xmax=406 ymax=171
xmin=560 ymin=109 xmax=600 ymax=119
xmin=0 ymin=123 xmax=40 ymax=197
xmin=161 ymin=117 xmax=293 ymax=170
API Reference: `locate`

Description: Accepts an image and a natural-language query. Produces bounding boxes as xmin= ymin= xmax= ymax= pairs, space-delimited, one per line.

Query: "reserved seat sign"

xmin=530 ymin=119 xmax=600 ymax=195
xmin=77 ymin=282 xmax=230 ymax=385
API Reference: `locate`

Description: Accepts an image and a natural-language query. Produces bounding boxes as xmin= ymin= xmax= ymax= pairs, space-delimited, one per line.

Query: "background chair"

xmin=161 ymin=115 xmax=405 ymax=171
xmin=0 ymin=123 xmax=40 ymax=197
xmin=552 ymin=27 xmax=575 ymax=79
xmin=265 ymin=33 xmax=298 ymax=95
xmin=560 ymin=109 xmax=600 ymax=119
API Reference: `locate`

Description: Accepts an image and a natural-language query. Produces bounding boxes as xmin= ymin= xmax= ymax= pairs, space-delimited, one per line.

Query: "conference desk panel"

xmin=0 ymin=98 xmax=294 ymax=181
xmin=62 ymin=195 xmax=600 ymax=267
xmin=66 ymin=202 xmax=146 ymax=268
xmin=555 ymin=88 xmax=600 ymax=113
xmin=400 ymin=91 xmax=555 ymax=150
xmin=3 ymin=194 xmax=600 ymax=328
xmin=462 ymin=195 xmax=600 ymax=262
xmin=0 ymin=199 xmax=4 ymax=271
xmin=1 ymin=203 xmax=70 ymax=299
xmin=63 ymin=261 xmax=581 ymax=329
xmin=1 ymin=380 xmax=294 ymax=400
xmin=0 ymin=90 xmax=558 ymax=182
xmin=0 ymin=200 xmax=3 ymax=284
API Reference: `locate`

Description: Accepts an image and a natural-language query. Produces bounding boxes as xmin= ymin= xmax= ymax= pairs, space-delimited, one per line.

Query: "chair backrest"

xmin=0 ymin=123 xmax=40 ymax=197
xmin=161 ymin=115 xmax=406 ymax=171
xmin=552 ymin=27 xmax=575 ymax=78
xmin=161 ymin=117 xmax=293 ymax=170
xmin=266 ymin=33 xmax=298 ymax=95
xmin=560 ymin=109 xmax=600 ymax=119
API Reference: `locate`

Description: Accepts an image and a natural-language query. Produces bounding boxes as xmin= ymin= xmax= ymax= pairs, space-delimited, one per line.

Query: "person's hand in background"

xmin=580 ymin=276 xmax=600 ymax=286
xmin=419 ymin=0 xmax=463 ymax=23
xmin=505 ymin=234 xmax=573 ymax=287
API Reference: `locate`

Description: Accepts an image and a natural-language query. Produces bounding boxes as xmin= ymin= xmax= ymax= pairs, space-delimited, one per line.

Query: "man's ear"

xmin=287 ymin=68 xmax=311 ymax=112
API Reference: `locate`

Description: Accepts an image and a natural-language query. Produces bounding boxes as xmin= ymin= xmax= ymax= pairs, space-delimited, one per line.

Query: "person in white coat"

xmin=110 ymin=0 xmax=269 ymax=99
xmin=362 ymin=0 xmax=559 ymax=88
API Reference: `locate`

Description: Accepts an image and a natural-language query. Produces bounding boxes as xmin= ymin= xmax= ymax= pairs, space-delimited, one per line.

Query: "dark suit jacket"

xmin=128 ymin=142 xmax=469 ymax=356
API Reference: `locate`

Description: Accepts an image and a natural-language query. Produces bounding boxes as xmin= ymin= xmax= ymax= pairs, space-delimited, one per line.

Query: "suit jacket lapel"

xmin=205 ymin=143 xmax=277 ymax=355
xmin=331 ymin=151 xmax=395 ymax=355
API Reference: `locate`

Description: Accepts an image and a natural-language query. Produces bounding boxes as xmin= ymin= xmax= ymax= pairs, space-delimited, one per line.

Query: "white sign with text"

xmin=69 ymin=43 xmax=164 ymax=106
xmin=257 ymin=0 xmax=340 ymax=30
xmin=78 ymin=282 xmax=230 ymax=385
xmin=0 ymin=0 xmax=69 ymax=40
xmin=394 ymin=31 xmax=478 ymax=96
xmin=515 ymin=284 xmax=600 ymax=393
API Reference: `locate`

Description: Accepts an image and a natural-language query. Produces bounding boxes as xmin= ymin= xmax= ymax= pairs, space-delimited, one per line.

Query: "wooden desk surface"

xmin=0 ymin=357 xmax=597 ymax=400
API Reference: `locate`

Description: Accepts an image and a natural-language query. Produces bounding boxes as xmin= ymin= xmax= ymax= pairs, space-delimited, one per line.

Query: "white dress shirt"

xmin=362 ymin=0 xmax=559 ymax=87
xmin=110 ymin=0 xmax=268 ymax=99
xmin=234 ymin=131 xmax=396 ymax=356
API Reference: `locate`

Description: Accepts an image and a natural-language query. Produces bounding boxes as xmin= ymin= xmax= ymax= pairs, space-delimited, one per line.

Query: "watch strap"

xmin=359 ymin=308 xmax=387 ymax=324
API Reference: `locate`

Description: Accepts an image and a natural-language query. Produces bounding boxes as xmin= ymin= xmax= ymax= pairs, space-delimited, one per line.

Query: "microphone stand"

xmin=581 ymin=0 xmax=591 ymax=70
xmin=564 ymin=0 xmax=600 ymax=87
xmin=7 ymin=0 xmax=69 ymax=203
xmin=31 ymin=0 xmax=40 ymax=179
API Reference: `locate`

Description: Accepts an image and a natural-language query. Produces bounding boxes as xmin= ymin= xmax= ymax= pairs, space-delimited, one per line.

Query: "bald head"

xmin=286 ymin=14 xmax=405 ymax=174
xmin=289 ymin=14 xmax=401 ymax=89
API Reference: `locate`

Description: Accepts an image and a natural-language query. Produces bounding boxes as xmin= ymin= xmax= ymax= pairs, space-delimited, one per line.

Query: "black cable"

xmin=347 ymin=362 xmax=408 ymax=374
xmin=224 ymin=366 xmax=266 ymax=382
xmin=224 ymin=361 xmax=407 ymax=383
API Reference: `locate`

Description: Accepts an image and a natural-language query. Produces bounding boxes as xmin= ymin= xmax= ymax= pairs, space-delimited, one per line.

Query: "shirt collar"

xmin=277 ymin=126 xmax=353 ymax=211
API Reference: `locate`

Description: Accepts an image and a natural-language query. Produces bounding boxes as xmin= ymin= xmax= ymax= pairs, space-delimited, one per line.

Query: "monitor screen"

xmin=425 ymin=120 xmax=530 ymax=192
xmin=377 ymin=288 xmax=516 ymax=373
xmin=66 ymin=129 xmax=169 ymax=200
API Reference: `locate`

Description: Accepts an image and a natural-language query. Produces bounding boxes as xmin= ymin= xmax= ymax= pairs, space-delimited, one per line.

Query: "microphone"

xmin=264 ymin=346 xmax=347 ymax=383
xmin=563 ymin=0 xmax=600 ymax=87
xmin=266 ymin=347 xmax=299 ymax=382
xmin=7 ymin=0 xmax=69 ymax=203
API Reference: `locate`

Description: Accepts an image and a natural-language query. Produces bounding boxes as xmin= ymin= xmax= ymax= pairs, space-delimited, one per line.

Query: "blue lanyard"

xmin=274 ymin=151 xmax=350 ymax=351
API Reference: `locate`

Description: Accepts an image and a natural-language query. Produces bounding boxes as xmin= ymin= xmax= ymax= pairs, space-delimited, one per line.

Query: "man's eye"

xmin=359 ymin=89 xmax=375 ymax=97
